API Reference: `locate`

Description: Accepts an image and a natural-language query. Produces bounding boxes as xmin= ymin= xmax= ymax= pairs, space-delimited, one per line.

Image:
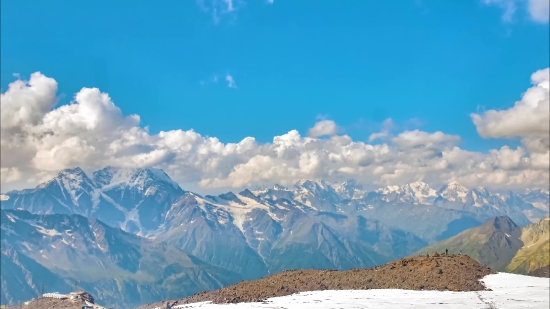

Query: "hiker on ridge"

xmin=445 ymin=248 xmax=448 ymax=255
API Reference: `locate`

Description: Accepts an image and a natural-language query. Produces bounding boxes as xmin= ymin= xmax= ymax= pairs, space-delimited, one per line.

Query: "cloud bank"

xmin=1 ymin=68 xmax=549 ymax=193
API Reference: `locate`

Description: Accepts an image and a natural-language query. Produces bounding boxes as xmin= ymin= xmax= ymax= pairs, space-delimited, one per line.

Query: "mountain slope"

xmin=413 ymin=216 xmax=524 ymax=271
xmin=155 ymin=192 xmax=427 ymax=278
xmin=0 ymin=209 xmax=242 ymax=308
xmin=506 ymin=215 xmax=550 ymax=274
xmin=1 ymin=167 xmax=185 ymax=236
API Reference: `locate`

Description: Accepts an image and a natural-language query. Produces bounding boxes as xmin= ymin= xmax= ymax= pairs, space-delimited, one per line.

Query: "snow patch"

xmin=165 ymin=272 xmax=548 ymax=309
xmin=35 ymin=226 xmax=62 ymax=237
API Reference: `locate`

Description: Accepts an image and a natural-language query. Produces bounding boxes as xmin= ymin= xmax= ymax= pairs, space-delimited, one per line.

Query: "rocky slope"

xmin=136 ymin=254 xmax=492 ymax=308
xmin=507 ymin=215 xmax=550 ymax=274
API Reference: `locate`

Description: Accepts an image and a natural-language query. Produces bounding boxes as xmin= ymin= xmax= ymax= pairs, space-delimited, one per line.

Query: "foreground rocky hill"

xmin=136 ymin=255 xmax=492 ymax=308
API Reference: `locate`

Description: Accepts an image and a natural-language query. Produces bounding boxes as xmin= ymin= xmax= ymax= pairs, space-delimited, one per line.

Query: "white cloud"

xmin=528 ymin=0 xmax=550 ymax=22
xmin=197 ymin=0 xmax=241 ymax=24
xmin=1 ymin=70 xmax=548 ymax=193
xmin=392 ymin=130 xmax=461 ymax=149
xmin=471 ymin=67 xmax=549 ymax=154
xmin=225 ymin=75 xmax=237 ymax=88
xmin=308 ymin=120 xmax=338 ymax=138
xmin=368 ymin=118 xmax=395 ymax=142
xmin=483 ymin=0 xmax=549 ymax=23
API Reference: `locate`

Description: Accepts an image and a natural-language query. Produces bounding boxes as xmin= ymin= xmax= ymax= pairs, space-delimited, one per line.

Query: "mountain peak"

xmin=218 ymin=191 xmax=246 ymax=205
xmin=92 ymin=166 xmax=180 ymax=191
xmin=294 ymin=179 xmax=329 ymax=189
xmin=374 ymin=181 xmax=437 ymax=204
xmin=272 ymin=184 xmax=288 ymax=191
xmin=482 ymin=216 xmax=518 ymax=233
xmin=238 ymin=189 xmax=260 ymax=201
xmin=438 ymin=181 xmax=469 ymax=202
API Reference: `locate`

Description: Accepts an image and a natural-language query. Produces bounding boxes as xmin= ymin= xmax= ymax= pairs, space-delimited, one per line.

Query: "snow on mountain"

xmin=1 ymin=166 xmax=185 ymax=235
xmin=438 ymin=181 xmax=470 ymax=203
xmin=520 ymin=189 xmax=550 ymax=211
xmin=333 ymin=179 xmax=366 ymax=200
xmin=375 ymin=181 xmax=438 ymax=205
xmin=198 ymin=191 xmax=283 ymax=233
xmin=93 ymin=166 xmax=180 ymax=191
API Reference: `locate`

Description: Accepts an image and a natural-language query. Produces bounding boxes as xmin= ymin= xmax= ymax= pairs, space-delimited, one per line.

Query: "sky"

xmin=1 ymin=0 xmax=549 ymax=194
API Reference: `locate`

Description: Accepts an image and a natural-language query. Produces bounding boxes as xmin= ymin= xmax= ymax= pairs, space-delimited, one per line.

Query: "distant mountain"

xmin=413 ymin=216 xmax=524 ymax=271
xmin=154 ymin=191 xmax=427 ymax=278
xmin=0 ymin=209 xmax=241 ymax=308
xmin=507 ymin=215 xmax=550 ymax=274
xmin=1 ymin=167 xmax=185 ymax=236
xmin=2 ymin=168 xmax=546 ymax=242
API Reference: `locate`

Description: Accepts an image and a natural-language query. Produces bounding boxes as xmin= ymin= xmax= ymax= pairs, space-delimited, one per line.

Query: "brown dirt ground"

xmin=528 ymin=265 xmax=550 ymax=277
xmin=136 ymin=254 xmax=493 ymax=308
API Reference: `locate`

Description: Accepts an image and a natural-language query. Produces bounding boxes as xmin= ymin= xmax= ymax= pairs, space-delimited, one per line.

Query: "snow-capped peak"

xmin=439 ymin=181 xmax=469 ymax=202
xmin=334 ymin=179 xmax=366 ymax=199
xmin=93 ymin=166 xmax=180 ymax=191
xmin=294 ymin=179 xmax=329 ymax=190
xmin=375 ymin=181 xmax=437 ymax=204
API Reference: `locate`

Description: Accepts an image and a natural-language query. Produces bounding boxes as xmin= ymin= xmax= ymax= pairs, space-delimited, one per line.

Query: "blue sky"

xmin=1 ymin=0 xmax=549 ymax=192
xmin=2 ymin=0 xmax=548 ymax=150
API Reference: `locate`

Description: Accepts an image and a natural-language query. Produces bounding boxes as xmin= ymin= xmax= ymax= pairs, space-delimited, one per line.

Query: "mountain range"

xmin=1 ymin=166 xmax=548 ymax=308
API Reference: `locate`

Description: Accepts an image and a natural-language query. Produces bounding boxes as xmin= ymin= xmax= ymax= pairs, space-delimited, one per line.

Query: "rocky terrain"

xmin=4 ymin=291 xmax=103 ymax=309
xmin=528 ymin=265 xmax=550 ymax=278
xmin=136 ymin=254 xmax=492 ymax=308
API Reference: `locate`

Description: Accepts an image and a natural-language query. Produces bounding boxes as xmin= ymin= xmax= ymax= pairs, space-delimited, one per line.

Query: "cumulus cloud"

xmin=471 ymin=67 xmax=549 ymax=153
xmin=307 ymin=120 xmax=338 ymax=138
xmin=483 ymin=0 xmax=550 ymax=23
xmin=1 ymin=70 xmax=549 ymax=193
xmin=392 ymin=130 xmax=461 ymax=149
